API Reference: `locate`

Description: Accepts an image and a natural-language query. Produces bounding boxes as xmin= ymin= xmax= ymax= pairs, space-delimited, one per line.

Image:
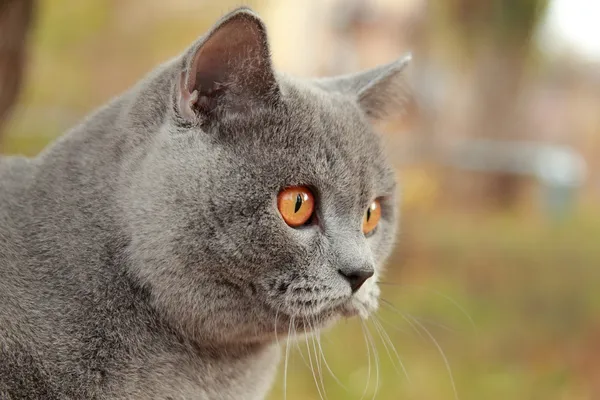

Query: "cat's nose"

xmin=338 ymin=266 xmax=374 ymax=293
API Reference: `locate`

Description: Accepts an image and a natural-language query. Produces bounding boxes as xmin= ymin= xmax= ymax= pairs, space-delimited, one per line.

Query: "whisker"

xmin=294 ymin=338 xmax=310 ymax=369
xmin=359 ymin=319 xmax=372 ymax=400
xmin=371 ymin=315 xmax=411 ymax=383
xmin=377 ymin=282 xmax=477 ymax=335
xmin=310 ymin=319 xmax=329 ymax=400
xmin=407 ymin=314 xmax=460 ymax=400
xmin=380 ymin=299 xmax=425 ymax=339
xmin=315 ymin=332 xmax=349 ymax=391
xmin=283 ymin=317 xmax=292 ymax=400
xmin=321 ymin=332 xmax=335 ymax=346
xmin=303 ymin=318 xmax=326 ymax=400
xmin=369 ymin=317 xmax=400 ymax=377
xmin=374 ymin=313 xmax=412 ymax=336
xmin=413 ymin=316 xmax=458 ymax=334
xmin=291 ymin=319 xmax=314 ymax=380
xmin=362 ymin=319 xmax=380 ymax=400
xmin=274 ymin=304 xmax=281 ymax=348
xmin=379 ymin=301 xmax=460 ymax=398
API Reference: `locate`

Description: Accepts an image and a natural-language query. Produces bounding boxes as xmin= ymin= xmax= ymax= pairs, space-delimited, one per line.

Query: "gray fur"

xmin=0 ymin=7 xmax=409 ymax=400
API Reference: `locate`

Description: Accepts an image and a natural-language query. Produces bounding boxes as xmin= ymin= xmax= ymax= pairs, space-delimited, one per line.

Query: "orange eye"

xmin=362 ymin=199 xmax=381 ymax=235
xmin=277 ymin=187 xmax=315 ymax=227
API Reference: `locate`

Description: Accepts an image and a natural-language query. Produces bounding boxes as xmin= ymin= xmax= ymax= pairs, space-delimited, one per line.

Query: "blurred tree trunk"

xmin=446 ymin=0 xmax=548 ymax=209
xmin=0 ymin=0 xmax=35 ymax=147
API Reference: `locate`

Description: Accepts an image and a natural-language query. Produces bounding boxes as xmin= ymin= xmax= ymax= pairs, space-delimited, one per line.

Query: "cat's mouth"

xmin=263 ymin=280 xmax=380 ymax=337
xmin=272 ymin=309 xmax=340 ymax=336
xmin=270 ymin=297 xmax=375 ymax=336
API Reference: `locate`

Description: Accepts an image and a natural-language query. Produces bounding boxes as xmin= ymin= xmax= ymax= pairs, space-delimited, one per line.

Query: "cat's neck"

xmin=10 ymin=60 xmax=179 ymax=241
xmin=115 ymin=340 xmax=281 ymax=400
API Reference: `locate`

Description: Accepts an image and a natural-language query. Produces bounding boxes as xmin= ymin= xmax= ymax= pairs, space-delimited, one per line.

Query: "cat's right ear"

xmin=315 ymin=54 xmax=413 ymax=122
xmin=175 ymin=7 xmax=279 ymax=125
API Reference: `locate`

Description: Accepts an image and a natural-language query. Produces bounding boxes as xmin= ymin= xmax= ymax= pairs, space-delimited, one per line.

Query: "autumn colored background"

xmin=1 ymin=1 xmax=599 ymax=399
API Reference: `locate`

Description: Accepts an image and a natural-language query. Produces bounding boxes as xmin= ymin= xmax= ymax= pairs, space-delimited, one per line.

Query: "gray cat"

xmin=0 ymin=7 xmax=410 ymax=400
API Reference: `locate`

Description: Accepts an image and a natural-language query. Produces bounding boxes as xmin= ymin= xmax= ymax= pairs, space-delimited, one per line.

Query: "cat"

xmin=0 ymin=7 xmax=410 ymax=400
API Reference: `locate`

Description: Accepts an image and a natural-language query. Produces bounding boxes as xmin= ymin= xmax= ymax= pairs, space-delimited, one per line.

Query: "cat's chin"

xmin=340 ymin=304 xmax=363 ymax=318
xmin=273 ymin=301 xmax=376 ymax=339
xmin=340 ymin=300 xmax=375 ymax=320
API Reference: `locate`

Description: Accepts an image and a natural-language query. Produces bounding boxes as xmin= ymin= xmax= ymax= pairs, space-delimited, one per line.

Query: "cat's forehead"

xmin=282 ymin=80 xmax=390 ymax=172
xmin=270 ymin=79 xmax=367 ymax=146
xmin=220 ymin=78 xmax=395 ymax=200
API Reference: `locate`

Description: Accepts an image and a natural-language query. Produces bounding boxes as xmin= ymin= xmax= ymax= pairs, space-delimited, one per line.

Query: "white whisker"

xmin=359 ymin=319 xmax=372 ymax=400
xmin=382 ymin=296 xmax=460 ymax=399
xmin=316 ymin=332 xmax=348 ymax=391
xmin=375 ymin=313 xmax=411 ymax=336
xmin=283 ymin=317 xmax=293 ymax=400
xmin=380 ymin=299 xmax=425 ymax=339
xmin=426 ymin=288 xmax=477 ymax=336
xmin=372 ymin=315 xmax=411 ymax=383
xmin=304 ymin=318 xmax=326 ymax=400
xmin=364 ymin=322 xmax=381 ymax=400
xmin=309 ymin=319 xmax=328 ymax=400
xmin=274 ymin=304 xmax=281 ymax=347
xmin=379 ymin=283 xmax=478 ymax=335
xmin=360 ymin=318 xmax=380 ymax=400
xmin=413 ymin=316 xmax=458 ymax=334
xmin=407 ymin=314 xmax=459 ymax=400
xmin=294 ymin=338 xmax=310 ymax=369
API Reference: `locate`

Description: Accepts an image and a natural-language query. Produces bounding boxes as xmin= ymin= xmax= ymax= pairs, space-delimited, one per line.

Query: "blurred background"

xmin=1 ymin=0 xmax=599 ymax=399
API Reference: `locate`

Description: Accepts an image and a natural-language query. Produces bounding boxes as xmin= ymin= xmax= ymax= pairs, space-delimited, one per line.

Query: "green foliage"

xmin=437 ymin=0 xmax=549 ymax=51
xmin=490 ymin=0 xmax=549 ymax=43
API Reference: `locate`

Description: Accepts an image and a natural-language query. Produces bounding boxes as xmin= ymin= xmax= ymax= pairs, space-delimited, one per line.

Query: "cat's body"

xmin=0 ymin=79 xmax=280 ymax=399
xmin=0 ymin=8 xmax=409 ymax=400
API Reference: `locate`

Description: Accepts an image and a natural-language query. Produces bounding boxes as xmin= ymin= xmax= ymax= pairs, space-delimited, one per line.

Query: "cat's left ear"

xmin=176 ymin=7 xmax=279 ymax=124
xmin=315 ymin=54 xmax=412 ymax=121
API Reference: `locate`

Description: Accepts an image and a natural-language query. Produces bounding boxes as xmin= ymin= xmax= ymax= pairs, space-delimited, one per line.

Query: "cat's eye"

xmin=362 ymin=199 xmax=381 ymax=235
xmin=277 ymin=187 xmax=315 ymax=227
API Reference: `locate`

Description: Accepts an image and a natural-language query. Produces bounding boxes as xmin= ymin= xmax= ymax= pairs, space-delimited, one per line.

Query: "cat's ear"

xmin=176 ymin=7 xmax=279 ymax=123
xmin=316 ymin=54 xmax=412 ymax=121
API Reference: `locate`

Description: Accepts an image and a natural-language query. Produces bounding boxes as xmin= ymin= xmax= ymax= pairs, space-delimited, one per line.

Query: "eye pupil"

xmin=294 ymin=194 xmax=302 ymax=213
xmin=278 ymin=187 xmax=315 ymax=228
xmin=362 ymin=200 xmax=381 ymax=235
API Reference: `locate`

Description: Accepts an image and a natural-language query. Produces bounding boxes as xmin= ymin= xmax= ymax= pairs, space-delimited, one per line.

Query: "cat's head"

xmin=122 ymin=7 xmax=410 ymax=345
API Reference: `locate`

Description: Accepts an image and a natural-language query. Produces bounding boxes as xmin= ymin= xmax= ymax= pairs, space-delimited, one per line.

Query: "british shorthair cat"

xmin=0 ymin=7 xmax=410 ymax=399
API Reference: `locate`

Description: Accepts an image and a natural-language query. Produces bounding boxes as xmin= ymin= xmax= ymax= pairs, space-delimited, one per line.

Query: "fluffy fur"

xmin=0 ymin=7 xmax=410 ymax=400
